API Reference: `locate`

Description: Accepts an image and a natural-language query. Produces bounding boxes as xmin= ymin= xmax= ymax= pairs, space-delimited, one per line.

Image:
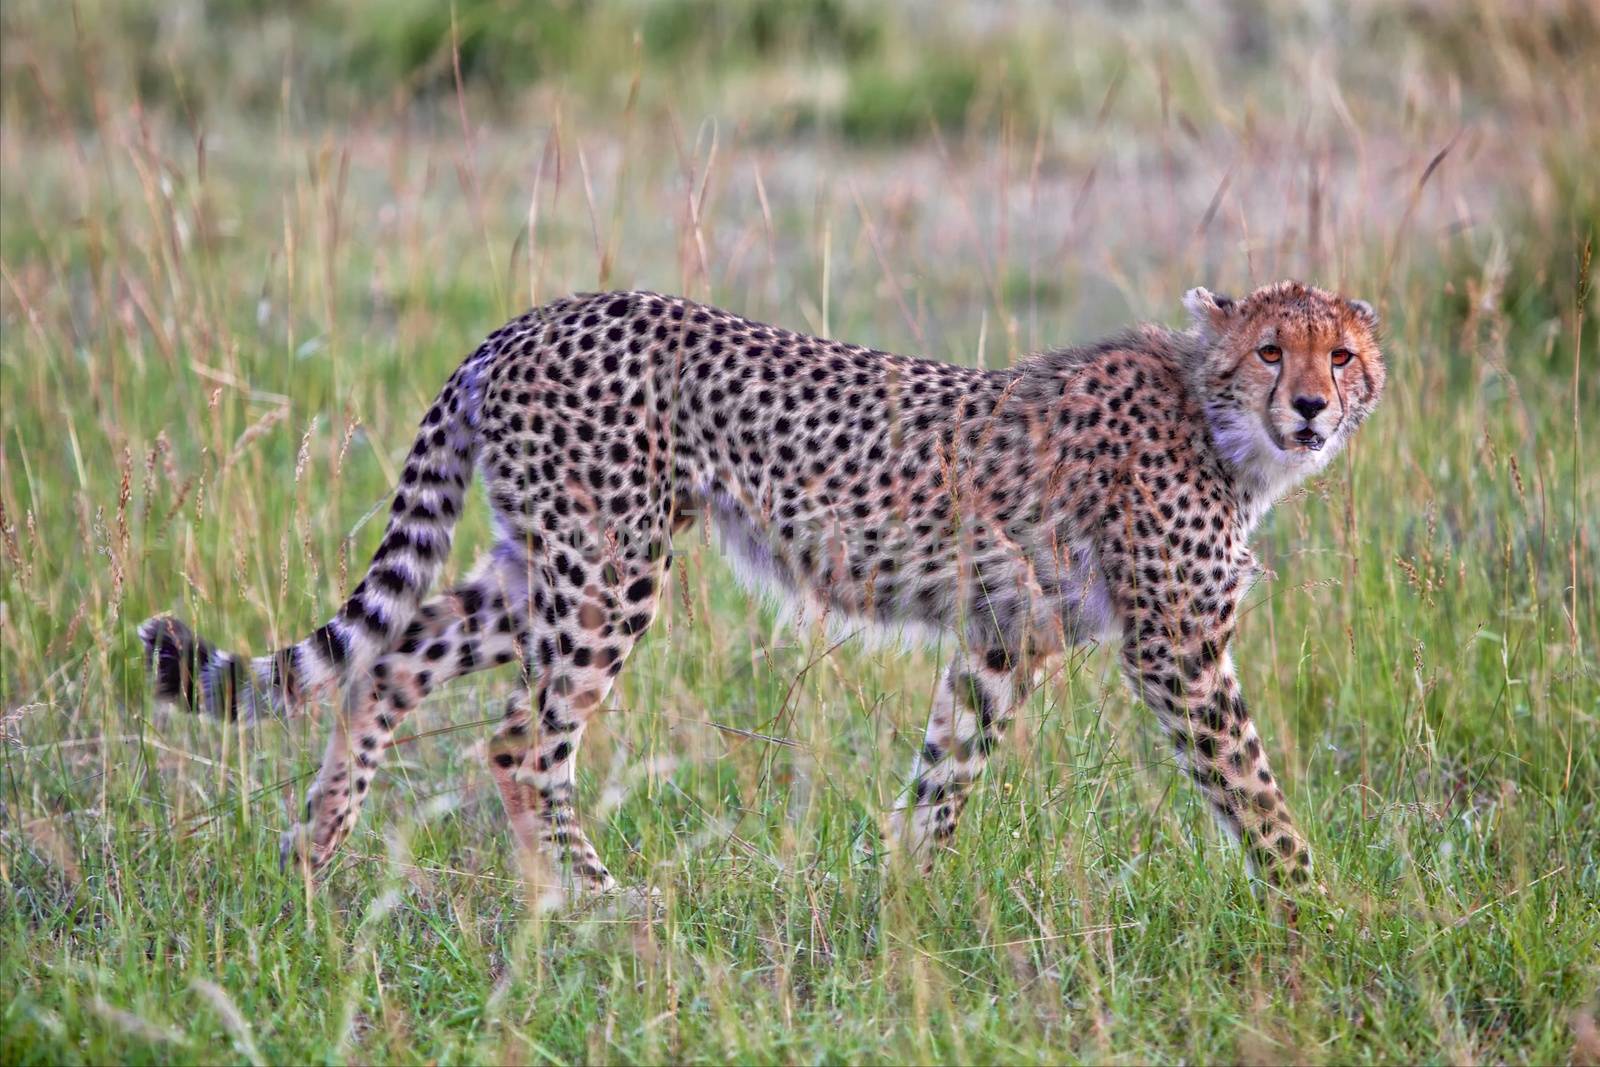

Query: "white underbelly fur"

xmin=705 ymin=487 xmax=1117 ymax=653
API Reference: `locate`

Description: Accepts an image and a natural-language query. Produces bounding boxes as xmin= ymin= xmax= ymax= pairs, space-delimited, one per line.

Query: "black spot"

xmin=370 ymin=567 xmax=408 ymax=595
xmin=311 ymin=624 xmax=349 ymax=666
xmin=956 ymin=673 xmax=994 ymax=727
xmin=343 ymin=598 xmax=389 ymax=637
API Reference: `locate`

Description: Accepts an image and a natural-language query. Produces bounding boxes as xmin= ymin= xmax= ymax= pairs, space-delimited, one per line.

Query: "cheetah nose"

xmin=1292 ymin=395 xmax=1328 ymax=420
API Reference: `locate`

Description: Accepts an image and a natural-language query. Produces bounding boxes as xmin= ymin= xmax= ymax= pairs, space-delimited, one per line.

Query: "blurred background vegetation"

xmin=6 ymin=0 xmax=1597 ymax=144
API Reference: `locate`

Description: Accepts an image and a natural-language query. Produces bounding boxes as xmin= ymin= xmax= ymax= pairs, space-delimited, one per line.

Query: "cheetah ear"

xmin=1347 ymin=298 xmax=1379 ymax=331
xmin=1183 ymin=287 xmax=1236 ymax=341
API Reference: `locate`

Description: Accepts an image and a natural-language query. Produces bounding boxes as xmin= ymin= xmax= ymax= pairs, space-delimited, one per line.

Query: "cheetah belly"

xmin=700 ymin=486 xmax=948 ymax=648
xmin=1039 ymin=539 xmax=1118 ymax=647
xmin=705 ymin=488 xmax=790 ymax=605
xmin=705 ymin=483 xmax=1116 ymax=653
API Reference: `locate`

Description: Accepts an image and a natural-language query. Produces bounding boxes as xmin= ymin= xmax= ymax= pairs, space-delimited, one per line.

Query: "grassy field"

xmin=2 ymin=2 xmax=1597 ymax=1063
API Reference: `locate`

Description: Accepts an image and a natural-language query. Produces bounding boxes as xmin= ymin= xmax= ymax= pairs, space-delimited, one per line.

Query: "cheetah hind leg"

xmin=280 ymin=564 xmax=525 ymax=874
xmin=891 ymin=649 xmax=1032 ymax=870
xmin=485 ymin=561 xmax=665 ymax=911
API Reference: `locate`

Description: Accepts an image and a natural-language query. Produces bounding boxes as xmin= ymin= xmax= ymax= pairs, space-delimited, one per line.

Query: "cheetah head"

xmin=1184 ymin=280 xmax=1385 ymax=495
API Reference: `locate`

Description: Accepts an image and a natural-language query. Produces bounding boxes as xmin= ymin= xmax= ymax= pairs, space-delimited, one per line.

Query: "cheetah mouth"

xmin=1292 ymin=429 xmax=1326 ymax=451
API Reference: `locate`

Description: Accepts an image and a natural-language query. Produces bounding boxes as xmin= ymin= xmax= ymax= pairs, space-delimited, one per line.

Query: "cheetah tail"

xmin=137 ymin=347 xmax=491 ymax=721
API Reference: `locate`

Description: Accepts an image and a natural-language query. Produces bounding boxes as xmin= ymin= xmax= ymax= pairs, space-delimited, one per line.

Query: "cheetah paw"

xmin=278 ymin=823 xmax=334 ymax=875
xmin=278 ymin=824 xmax=309 ymax=873
xmin=591 ymin=883 xmax=664 ymax=921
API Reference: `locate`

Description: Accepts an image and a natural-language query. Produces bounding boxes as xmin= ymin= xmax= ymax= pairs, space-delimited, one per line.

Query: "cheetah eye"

xmin=1331 ymin=347 xmax=1354 ymax=367
xmin=1257 ymin=344 xmax=1282 ymax=365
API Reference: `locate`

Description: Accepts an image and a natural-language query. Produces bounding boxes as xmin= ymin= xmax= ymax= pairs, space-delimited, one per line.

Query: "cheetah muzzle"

xmin=140 ymin=280 xmax=1385 ymax=903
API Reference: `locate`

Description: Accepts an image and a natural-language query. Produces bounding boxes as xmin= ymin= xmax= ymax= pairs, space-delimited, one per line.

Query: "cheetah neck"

xmin=1203 ymin=401 xmax=1336 ymax=533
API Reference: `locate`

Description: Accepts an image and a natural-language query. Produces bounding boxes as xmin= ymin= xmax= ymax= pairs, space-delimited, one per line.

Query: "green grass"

xmin=2 ymin=2 xmax=1598 ymax=1063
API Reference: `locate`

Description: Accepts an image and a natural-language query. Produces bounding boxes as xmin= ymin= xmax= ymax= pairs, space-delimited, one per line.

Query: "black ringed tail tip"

xmin=139 ymin=615 xmax=201 ymax=708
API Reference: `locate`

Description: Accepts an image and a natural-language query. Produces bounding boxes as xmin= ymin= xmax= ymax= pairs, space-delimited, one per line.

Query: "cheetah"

xmin=139 ymin=280 xmax=1384 ymax=897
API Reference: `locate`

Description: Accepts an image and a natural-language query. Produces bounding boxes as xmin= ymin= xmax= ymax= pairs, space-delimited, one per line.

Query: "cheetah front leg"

xmin=1119 ymin=622 xmax=1314 ymax=891
xmin=892 ymin=649 xmax=1041 ymax=868
xmin=281 ymin=564 xmax=525 ymax=874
